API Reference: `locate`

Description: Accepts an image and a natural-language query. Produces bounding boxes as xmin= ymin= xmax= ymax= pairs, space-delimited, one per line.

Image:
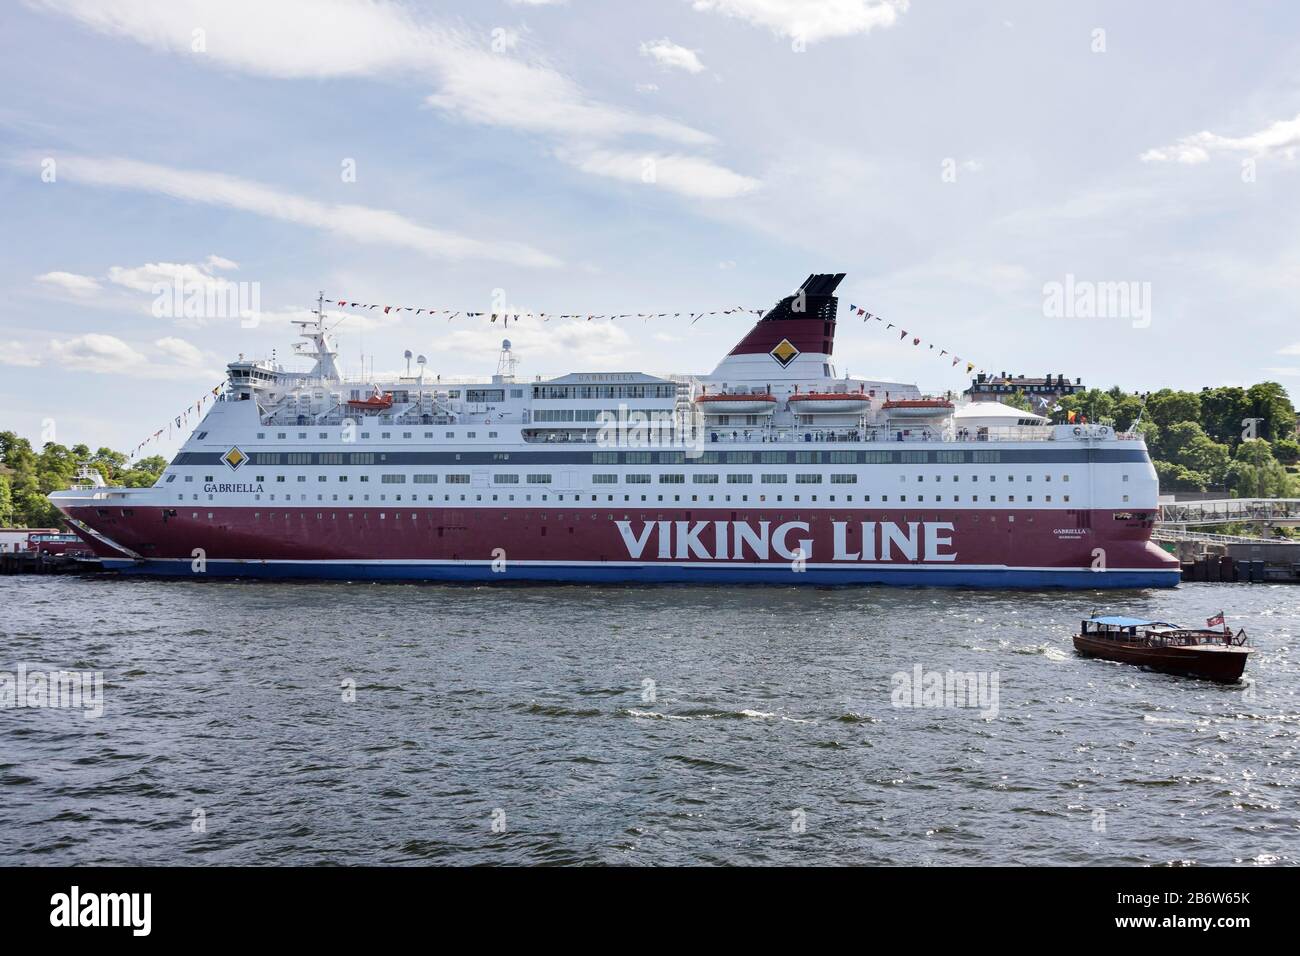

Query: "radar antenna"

xmin=495 ymin=339 xmax=518 ymax=382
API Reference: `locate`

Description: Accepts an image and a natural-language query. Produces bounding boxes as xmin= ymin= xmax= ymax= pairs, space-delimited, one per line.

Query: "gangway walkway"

xmin=1158 ymin=498 xmax=1300 ymax=527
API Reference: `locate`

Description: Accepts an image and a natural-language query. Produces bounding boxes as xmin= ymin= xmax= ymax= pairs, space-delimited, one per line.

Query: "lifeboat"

xmin=694 ymin=392 xmax=778 ymax=416
xmin=881 ymin=398 xmax=954 ymax=418
xmin=787 ymin=392 xmax=873 ymax=415
xmin=345 ymin=392 xmax=394 ymax=411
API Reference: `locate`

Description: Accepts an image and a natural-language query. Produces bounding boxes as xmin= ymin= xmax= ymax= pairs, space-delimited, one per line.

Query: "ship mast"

xmin=290 ymin=290 xmax=343 ymax=382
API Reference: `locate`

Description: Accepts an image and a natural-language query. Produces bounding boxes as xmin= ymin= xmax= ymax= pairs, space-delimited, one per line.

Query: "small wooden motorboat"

xmin=1073 ymin=615 xmax=1253 ymax=683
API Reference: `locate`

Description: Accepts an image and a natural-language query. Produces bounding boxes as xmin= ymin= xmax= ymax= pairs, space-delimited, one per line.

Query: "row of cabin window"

xmin=184 ymin=471 xmax=1095 ymax=486
xmin=237 ymin=441 xmax=1017 ymax=465
xmin=176 ymin=491 xmax=1082 ymax=505
xmin=256 ymin=431 xmax=500 ymax=441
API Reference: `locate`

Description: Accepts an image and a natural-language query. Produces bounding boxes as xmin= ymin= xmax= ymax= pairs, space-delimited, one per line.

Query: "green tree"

xmin=1226 ymin=439 xmax=1296 ymax=498
xmin=0 ymin=474 xmax=12 ymax=525
xmin=1273 ymin=437 xmax=1300 ymax=466
xmin=1053 ymin=388 xmax=1116 ymax=424
xmin=91 ymin=447 xmax=129 ymax=482
xmin=1003 ymin=389 xmax=1034 ymax=413
xmin=1244 ymin=382 xmax=1296 ymax=444
xmin=0 ymin=429 xmax=168 ymax=526
xmin=1146 ymin=389 xmax=1202 ymax=430
xmin=1111 ymin=393 xmax=1145 ymax=430
xmin=1154 ymin=460 xmax=1209 ymax=492
xmin=1156 ymin=421 xmax=1230 ymax=486
xmin=1199 ymin=386 xmax=1249 ymax=448
xmin=1133 ymin=419 xmax=1160 ymax=448
xmin=118 ymin=456 xmax=168 ymax=487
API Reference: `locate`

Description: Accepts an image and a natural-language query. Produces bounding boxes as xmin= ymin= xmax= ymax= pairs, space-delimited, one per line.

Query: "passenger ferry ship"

xmin=50 ymin=274 xmax=1180 ymax=587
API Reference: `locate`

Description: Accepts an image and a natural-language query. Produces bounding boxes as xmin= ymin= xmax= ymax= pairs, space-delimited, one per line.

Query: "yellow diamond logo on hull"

xmin=770 ymin=338 xmax=800 ymax=367
xmin=222 ymin=446 xmax=247 ymax=470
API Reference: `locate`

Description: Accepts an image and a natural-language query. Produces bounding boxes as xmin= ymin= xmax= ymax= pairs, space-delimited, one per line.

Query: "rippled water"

xmin=0 ymin=576 xmax=1296 ymax=865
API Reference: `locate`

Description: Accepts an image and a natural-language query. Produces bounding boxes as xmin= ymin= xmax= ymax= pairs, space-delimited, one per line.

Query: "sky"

xmin=2 ymin=0 xmax=1299 ymax=458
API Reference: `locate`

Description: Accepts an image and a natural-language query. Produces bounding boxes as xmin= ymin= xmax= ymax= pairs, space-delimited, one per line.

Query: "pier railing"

xmin=1151 ymin=528 xmax=1279 ymax=545
xmin=1158 ymin=498 xmax=1300 ymax=526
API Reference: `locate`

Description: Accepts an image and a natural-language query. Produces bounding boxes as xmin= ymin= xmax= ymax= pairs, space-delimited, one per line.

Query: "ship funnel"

xmin=725 ymin=273 xmax=844 ymax=360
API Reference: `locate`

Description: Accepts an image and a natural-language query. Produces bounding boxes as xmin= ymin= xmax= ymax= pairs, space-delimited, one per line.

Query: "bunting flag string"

xmin=326 ymin=295 xmax=769 ymax=327
xmin=127 ymin=383 xmax=224 ymax=461
xmin=848 ymin=303 xmax=985 ymax=377
xmin=324 ymin=293 xmax=988 ymax=377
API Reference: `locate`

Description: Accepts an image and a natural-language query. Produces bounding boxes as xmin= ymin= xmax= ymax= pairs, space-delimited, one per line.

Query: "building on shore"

xmin=965 ymin=372 xmax=1084 ymax=406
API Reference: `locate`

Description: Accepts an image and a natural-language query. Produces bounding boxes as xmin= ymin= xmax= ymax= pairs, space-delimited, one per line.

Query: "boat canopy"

xmin=1087 ymin=616 xmax=1163 ymax=627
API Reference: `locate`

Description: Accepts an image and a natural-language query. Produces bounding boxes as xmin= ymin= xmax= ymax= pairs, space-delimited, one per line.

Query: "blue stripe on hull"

xmin=101 ymin=559 xmax=1181 ymax=589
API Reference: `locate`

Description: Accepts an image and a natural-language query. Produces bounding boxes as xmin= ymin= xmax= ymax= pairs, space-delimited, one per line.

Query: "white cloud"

xmin=30 ymin=1 xmax=754 ymax=198
xmin=107 ymin=260 xmax=233 ymax=295
xmin=33 ymin=0 xmax=712 ymax=145
xmin=34 ymin=332 xmax=219 ymax=379
xmin=689 ymin=0 xmax=909 ymax=44
xmin=640 ymin=38 xmax=706 ymax=74
xmin=42 ymin=155 xmax=561 ymax=268
xmin=559 ymin=148 xmax=760 ymax=199
xmin=1278 ymin=343 xmax=1300 ymax=356
xmin=422 ymin=45 xmax=711 ymax=145
xmin=154 ymin=336 xmax=205 ymax=366
xmin=1141 ymin=111 xmax=1300 ymax=164
xmin=205 ymin=254 xmax=239 ymax=271
xmin=0 ymin=340 xmax=44 ymax=367
xmin=35 ymin=271 xmax=101 ymax=296
xmin=48 ymin=333 xmax=147 ymax=373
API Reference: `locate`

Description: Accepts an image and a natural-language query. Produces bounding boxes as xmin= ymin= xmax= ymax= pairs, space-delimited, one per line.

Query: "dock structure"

xmin=1153 ymin=497 xmax=1300 ymax=584
xmin=0 ymin=552 xmax=102 ymax=575
xmin=1158 ymin=498 xmax=1300 ymax=530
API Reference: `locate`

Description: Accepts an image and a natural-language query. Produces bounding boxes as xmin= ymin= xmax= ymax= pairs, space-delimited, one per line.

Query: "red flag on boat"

xmin=1207 ymin=611 xmax=1225 ymax=628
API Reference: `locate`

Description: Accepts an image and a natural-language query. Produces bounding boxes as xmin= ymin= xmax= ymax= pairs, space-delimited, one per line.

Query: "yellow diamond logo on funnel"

xmin=222 ymin=446 xmax=247 ymax=470
xmin=770 ymin=338 xmax=799 ymax=367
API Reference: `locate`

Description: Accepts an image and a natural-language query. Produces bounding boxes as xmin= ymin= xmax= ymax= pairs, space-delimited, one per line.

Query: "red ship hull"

xmin=64 ymin=504 xmax=1180 ymax=587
